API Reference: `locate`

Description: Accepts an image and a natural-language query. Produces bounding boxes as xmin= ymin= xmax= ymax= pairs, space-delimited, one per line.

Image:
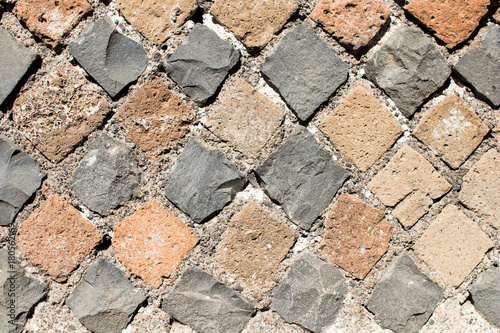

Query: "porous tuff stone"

xmin=164 ymin=138 xmax=245 ymax=223
xmin=205 ymin=78 xmax=286 ymax=157
xmin=310 ymin=0 xmax=390 ymax=53
xmin=469 ymin=267 xmax=500 ymax=328
xmin=162 ymin=267 xmax=254 ymax=333
xmin=210 ymin=0 xmax=297 ymax=49
xmin=392 ymin=190 xmax=432 ymax=229
xmin=366 ymin=252 xmax=443 ymax=333
xmin=454 ymin=25 xmax=500 ymax=108
xmin=17 ymin=194 xmax=102 ymax=282
xmin=69 ymin=16 xmax=148 ymax=98
xmin=319 ymin=86 xmax=403 ymax=172
xmin=405 ymin=0 xmax=489 ymax=49
xmin=365 ymin=27 xmax=450 ymax=118
xmin=255 ymin=125 xmax=349 ymax=230
xmin=216 ymin=202 xmax=297 ymax=286
xmin=164 ymin=24 xmax=239 ymax=104
xmin=320 ymin=193 xmax=392 ymax=279
xmin=113 ymin=200 xmax=198 ymax=288
xmin=413 ymin=94 xmax=489 ymax=169
xmin=115 ymin=77 xmax=194 ymax=156
xmin=272 ymin=252 xmax=347 ymax=332
xmin=0 ymin=27 xmax=39 ymax=106
xmin=0 ymin=137 xmax=44 ymax=226
xmin=459 ymin=149 xmax=500 ymax=229
xmin=66 ymin=258 xmax=146 ymax=333
xmin=413 ymin=205 xmax=493 ymax=287
xmin=260 ymin=24 xmax=348 ymax=121
xmin=13 ymin=61 xmax=111 ymax=162
xmin=117 ymin=0 xmax=197 ymax=44
xmin=69 ymin=134 xmax=141 ymax=215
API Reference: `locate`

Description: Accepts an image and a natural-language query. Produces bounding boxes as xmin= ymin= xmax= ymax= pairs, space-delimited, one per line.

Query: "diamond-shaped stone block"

xmin=414 ymin=205 xmax=493 ymax=287
xmin=319 ymin=86 xmax=403 ymax=172
xmin=392 ymin=190 xmax=432 ymax=229
xmin=469 ymin=268 xmax=500 ymax=328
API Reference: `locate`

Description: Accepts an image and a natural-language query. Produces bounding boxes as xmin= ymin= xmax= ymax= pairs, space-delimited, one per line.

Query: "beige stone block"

xmin=393 ymin=190 xmax=432 ymax=229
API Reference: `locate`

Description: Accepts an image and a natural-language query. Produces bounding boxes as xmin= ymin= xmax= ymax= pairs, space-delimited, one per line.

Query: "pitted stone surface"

xmin=210 ymin=0 xmax=297 ymax=49
xmin=113 ymin=200 xmax=198 ymax=288
xmin=17 ymin=194 xmax=103 ymax=282
xmin=13 ymin=61 xmax=111 ymax=162
xmin=255 ymin=125 xmax=349 ymax=230
xmin=0 ymin=137 xmax=44 ymax=226
xmin=164 ymin=24 xmax=239 ymax=104
xmin=260 ymin=24 xmax=348 ymax=121
xmin=66 ymin=258 xmax=146 ymax=333
xmin=216 ymin=202 xmax=296 ymax=286
xmin=319 ymin=86 xmax=403 ymax=172
xmin=69 ymin=17 xmax=148 ymax=98
xmin=365 ymin=27 xmax=450 ymax=118
xmin=413 ymin=94 xmax=489 ymax=169
xmin=162 ymin=267 xmax=254 ymax=333
xmin=469 ymin=268 xmax=500 ymax=328
xmin=310 ymin=0 xmax=390 ymax=53
xmin=392 ymin=190 xmax=432 ymax=229
xmin=205 ymin=78 xmax=286 ymax=157
xmin=115 ymin=77 xmax=194 ymax=156
xmin=320 ymin=193 xmax=392 ymax=279
xmin=164 ymin=138 xmax=245 ymax=223
xmin=69 ymin=134 xmax=142 ymax=215
xmin=272 ymin=252 xmax=347 ymax=333
xmin=366 ymin=252 xmax=443 ymax=333
xmin=459 ymin=149 xmax=500 ymax=229
xmin=414 ymin=205 xmax=493 ymax=287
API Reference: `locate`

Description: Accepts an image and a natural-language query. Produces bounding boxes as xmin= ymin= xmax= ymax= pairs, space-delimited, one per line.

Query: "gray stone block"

xmin=469 ymin=267 xmax=500 ymax=328
xmin=255 ymin=125 xmax=349 ymax=230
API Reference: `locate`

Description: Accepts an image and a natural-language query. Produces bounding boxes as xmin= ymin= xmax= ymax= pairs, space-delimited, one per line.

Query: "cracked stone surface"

xmin=469 ymin=267 xmax=500 ymax=328
xmin=392 ymin=190 xmax=432 ymax=229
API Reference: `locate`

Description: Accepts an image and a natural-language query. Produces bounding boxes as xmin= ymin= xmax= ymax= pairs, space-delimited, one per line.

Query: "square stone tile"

xmin=469 ymin=268 xmax=500 ymax=328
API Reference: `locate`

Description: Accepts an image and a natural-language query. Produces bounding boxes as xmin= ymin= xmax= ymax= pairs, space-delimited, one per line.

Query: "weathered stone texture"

xmin=392 ymin=190 xmax=432 ymax=229
xmin=469 ymin=268 xmax=500 ymax=328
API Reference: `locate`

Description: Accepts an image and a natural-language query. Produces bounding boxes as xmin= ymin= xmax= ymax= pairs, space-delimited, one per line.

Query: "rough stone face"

xmin=495 ymin=8 xmax=500 ymax=23
xmin=17 ymin=194 xmax=103 ymax=282
xmin=117 ymin=0 xmax=197 ymax=44
xmin=469 ymin=268 xmax=500 ymax=328
xmin=310 ymin=0 xmax=390 ymax=53
xmin=414 ymin=205 xmax=494 ymax=287
xmin=392 ymin=190 xmax=432 ymax=229
xmin=164 ymin=138 xmax=245 ymax=223
xmin=365 ymin=27 xmax=450 ymax=118
xmin=113 ymin=200 xmax=198 ymax=288
xmin=210 ymin=0 xmax=297 ymax=49
xmin=115 ymin=77 xmax=194 ymax=156
xmin=69 ymin=134 xmax=142 ymax=215
xmin=0 ymin=27 xmax=39 ymax=106
xmin=69 ymin=17 xmax=148 ymax=98
xmin=66 ymin=258 xmax=146 ymax=333
xmin=366 ymin=252 xmax=443 ymax=333
xmin=13 ymin=61 xmax=111 ymax=162
xmin=413 ymin=94 xmax=489 ymax=169
xmin=162 ymin=267 xmax=254 ymax=333
xmin=459 ymin=149 xmax=500 ymax=229
xmin=13 ymin=0 xmax=91 ymax=46
xmin=320 ymin=193 xmax=392 ymax=279
xmin=205 ymin=78 xmax=286 ymax=157
xmin=0 ymin=137 xmax=44 ymax=226
xmin=405 ymin=0 xmax=489 ymax=49
xmin=164 ymin=24 xmax=239 ymax=104
xmin=255 ymin=125 xmax=349 ymax=230
xmin=319 ymin=86 xmax=403 ymax=172
xmin=216 ymin=202 xmax=296 ymax=286
xmin=260 ymin=24 xmax=348 ymax=121
xmin=272 ymin=252 xmax=347 ymax=333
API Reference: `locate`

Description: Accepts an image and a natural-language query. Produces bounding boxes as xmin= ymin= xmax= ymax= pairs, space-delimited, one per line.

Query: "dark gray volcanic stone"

xmin=164 ymin=24 xmax=240 ymax=104
xmin=0 ymin=27 xmax=39 ymax=106
xmin=260 ymin=24 xmax=348 ymax=121
xmin=469 ymin=267 xmax=500 ymax=328
xmin=0 ymin=137 xmax=44 ymax=226
xmin=255 ymin=125 xmax=349 ymax=230
xmin=164 ymin=137 xmax=245 ymax=223
xmin=66 ymin=258 xmax=146 ymax=333
xmin=69 ymin=134 xmax=141 ymax=215
xmin=365 ymin=27 xmax=450 ymax=118
xmin=272 ymin=252 xmax=347 ymax=332
xmin=366 ymin=252 xmax=443 ymax=333
xmin=69 ymin=16 xmax=148 ymax=98
xmin=162 ymin=267 xmax=254 ymax=333
xmin=454 ymin=25 xmax=500 ymax=108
